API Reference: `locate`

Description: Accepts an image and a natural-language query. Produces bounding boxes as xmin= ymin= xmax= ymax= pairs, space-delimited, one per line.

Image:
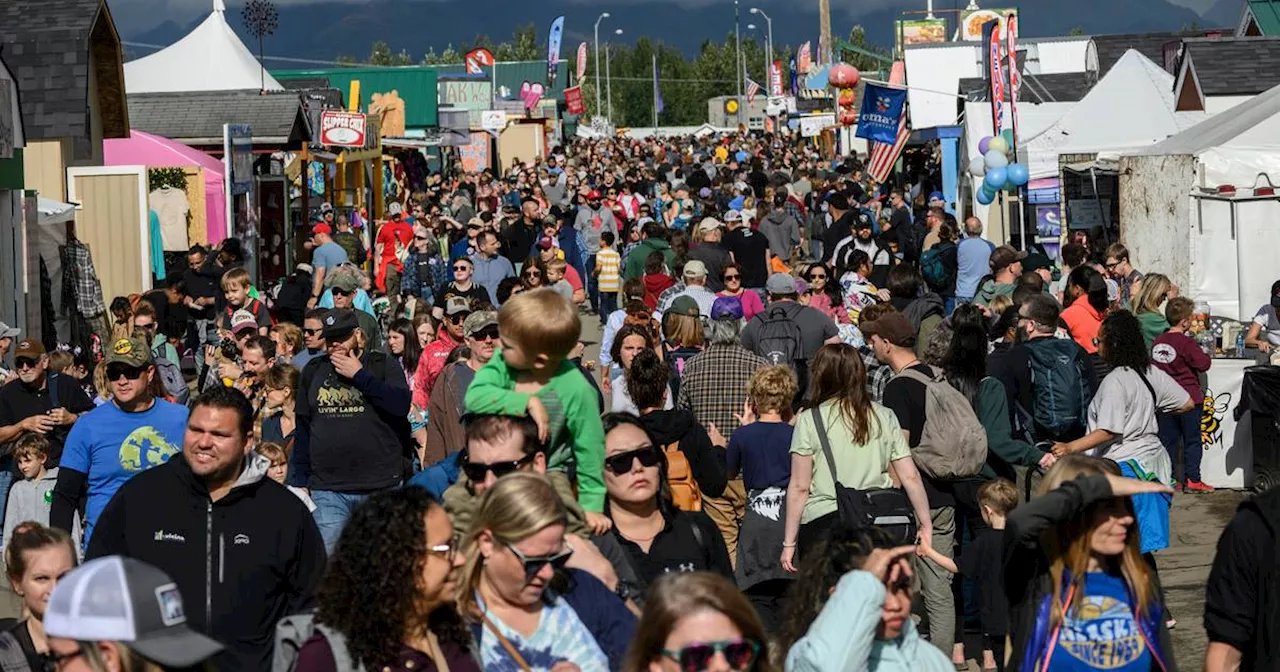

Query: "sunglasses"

xmin=454 ymin=265 xmax=471 ymax=271
xmin=502 ymin=541 xmax=574 ymax=583
xmin=524 ymin=271 xmax=543 ymax=278
xmin=807 ymin=273 xmax=827 ymax=280
xmin=303 ymin=328 xmax=321 ymax=336
xmin=106 ymin=363 xmax=146 ymax=381
xmin=14 ymin=357 xmax=38 ymax=370
xmin=662 ymin=639 xmax=761 ymax=672
xmin=332 ymin=288 xmax=353 ymax=297
xmin=461 ymin=451 xmax=537 ymax=483
xmin=604 ymin=445 xmax=661 ymax=476
xmin=135 ymin=322 xmax=156 ymax=330
xmin=723 ymin=273 xmax=741 ymax=281
xmin=415 ymin=235 xmax=430 ymax=241
xmin=470 ymin=326 xmax=500 ymax=341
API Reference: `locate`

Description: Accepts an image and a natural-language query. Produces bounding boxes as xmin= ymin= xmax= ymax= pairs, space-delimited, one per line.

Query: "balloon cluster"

xmin=968 ymin=130 xmax=1027 ymax=205
xmin=829 ymin=63 xmax=861 ymax=126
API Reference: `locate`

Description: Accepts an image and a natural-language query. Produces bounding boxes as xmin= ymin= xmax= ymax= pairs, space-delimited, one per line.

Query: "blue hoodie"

xmin=786 ymin=571 xmax=953 ymax=672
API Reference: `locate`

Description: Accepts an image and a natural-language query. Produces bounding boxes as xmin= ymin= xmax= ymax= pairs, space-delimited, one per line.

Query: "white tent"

xmin=1130 ymin=82 xmax=1280 ymax=186
xmin=124 ymin=0 xmax=283 ymax=94
xmin=1024 ymin=50 xmax=1207 ymax=179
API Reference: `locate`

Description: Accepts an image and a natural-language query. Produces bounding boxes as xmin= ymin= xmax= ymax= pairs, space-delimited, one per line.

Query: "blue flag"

xmin=855 ymin=82 xmax=907 ymax=144
xmin=653 ymin=56 xmax=664 ymax=114
xmin=546 ymin=16 xmax=565 ymax=85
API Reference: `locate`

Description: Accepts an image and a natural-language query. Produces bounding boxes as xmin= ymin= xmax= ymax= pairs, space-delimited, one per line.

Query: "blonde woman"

xmin=624 ymin=572 xmax=773 ymax=672
xmin=1004 ymin=455 xmax=1174 ymax=671
xmin=1131 ymin=273 xmax=1175 ymax=351
xmin=270 ymin=323 xmax=304 ymax=363
xmin=458 ymin=473 xmax=636 ymax=671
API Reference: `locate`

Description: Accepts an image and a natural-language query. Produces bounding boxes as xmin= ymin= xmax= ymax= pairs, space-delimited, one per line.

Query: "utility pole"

xmin=594 ymin=12 xmax=610 ymax=116
xmin=819 ymin=0 xmax=832 ymax=65
xmin=751 ymin=7 xmax=773 ymax=92
xmin=735 ymin=0 xmax=743 ymax=125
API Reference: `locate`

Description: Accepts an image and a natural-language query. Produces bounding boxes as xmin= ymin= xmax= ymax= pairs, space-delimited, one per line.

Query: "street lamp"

xmin=594 ymin=12 xmax=611 ymax=116
xmin=606 ymin=28 xmax=623 ymax=123
xmin=750 ymin=7 xmax=773 ymax=94
xmin=734 ymin=0 xmax=743 ymax=121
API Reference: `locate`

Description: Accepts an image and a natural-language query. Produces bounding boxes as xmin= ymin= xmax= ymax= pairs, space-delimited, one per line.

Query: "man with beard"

xmin=421 ymin=311 xmax=499 ymax=464
xmin=505 ymin=199 xmax=543 ymax=267
xmin=575 ymin=189 xmax=619 ymax=314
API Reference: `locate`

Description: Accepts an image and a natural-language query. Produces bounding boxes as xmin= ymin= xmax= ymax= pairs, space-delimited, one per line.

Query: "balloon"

xmin=984 ymin=149 xmax=1009 ymax=169
xmin=988 ymin=135 xmax=1008 ymax=155
xmin=984 ymin=167 xmax=1008 ymax=191
xmin=976 ymin=189 xmax=995 ymax=205
xmin=1007 ymin=163 xmax=1030 ymax=186
xmin=978 ymin=136 xmax=992 ymax=155
xmin=968 ymin=156 xmax=987 ymax=177
xmin=1004 ymin=181 xmax=1020 ymax=193
xmin=1002 ymin=129 xmax=1016 ymax=151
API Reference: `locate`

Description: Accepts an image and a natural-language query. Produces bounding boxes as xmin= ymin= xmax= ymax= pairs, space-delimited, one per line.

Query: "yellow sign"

xmin=725 ymin=99 xmax=740 ymax=114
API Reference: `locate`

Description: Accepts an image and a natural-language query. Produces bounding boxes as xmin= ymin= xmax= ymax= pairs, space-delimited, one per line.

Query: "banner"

xmin=984 ymin=19 xmax=1004 ymax=133
xmin=895 ymin=18 xmax=946 ymax=54
xmin=789 ymin=56 xmax=799 ymax=96
xmin=867 ymin=60 xmax=910 ymax=183
xmin=464 ymin=47 xmax=494 ymax=75
xmin=546 ymin=16 xmax=565 ymax=85
xmin=960 ymin=8 xmax=1016 ymax=41
xmin=798 ymin=41 xmax=812 ymax=74
xmin=855 ymin=83 xmax=907 ymax=144
xmin=653 ymin=56 xmax=664 ymax=115
xmin=1007 ymin=12 xmax=1021 ymax=150
xmin=576 ymin=42 xmax=588 ymax=84
xmin=768 ymin=60 xmax=783 ymax=97
xmin=799 ymin=114 xmax=835 ymax=137
xmin=564 ymin=85 xmax=586 ymax=115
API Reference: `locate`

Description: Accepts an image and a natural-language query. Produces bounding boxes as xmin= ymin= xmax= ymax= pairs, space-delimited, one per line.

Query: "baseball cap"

xmin=928 ymin=191 xmax=945 ymax=205
xmin=697 ymin=218 xmax=723 ymax=234
xmin=13 ymin=339 xmax=44 ymax=360
xmin=698 ymin=187 xmax=713 ymax=199
xmin=321 ymin=309 xmax=359 ymax=340
xmin=723 ymin=210 xmax=743 ymax=223
xmin=105 ymin=337 xmax=153 ymax=367
xmin=319 ymin=202 xmax=334 ymax=214
xmin=1023 ymin=253 xmax=1053 ymax=274
xmin=537 ymin=237 xmax=555 ymax=250
xmin=311 ymin=223 xmax=333 ymax=236
xmin=445 ymin=296 xmax=473 ymax=317
xmin=710 ymin=296 xmax=744 ymax=321
xmin=295 ymin=262 xmax=314 ymax=274
xmin=463 ymin=311 xmax=499 ymax=338
xmin=766 ymin=272 xmax=798 ymax=295
xmin=230 ymin=309 xmax=258 ymax=334
xmin=388 ymin=202 xmax=404 ymax=217
xmin=861 ymin=312 xmax=917 ymax=348
xmin=0 ymin=321 xmax=17 ymax=339
xmin=45 ymin=556 xmax=224 ymax=668
xmin=669 ymin=295 xmax=700 ymax=317
xmin=587 ymin=189 xmax=601 ymax=199
xmin=683 ymin=260 xmax=708 ymax=278
xmin=327 ymin=272 xmax=362 ymax=294
xmin=989 ymin=245 xmax=1029 ymax=271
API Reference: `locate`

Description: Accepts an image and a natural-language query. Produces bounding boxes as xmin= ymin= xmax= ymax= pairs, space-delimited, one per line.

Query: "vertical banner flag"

xmin=576 ymin=42 xmax=588 ymax=85
xmin=798 ymin=41 xmax=812 ymax=74
xmin=983 ymin=19 xmax=1004 ymax=133
xmin=564 ymin=86 xmax=586 ymax=115
xmin=546 ymin=16 xmax=565 ymax=85
xmin=653 ymin=55 xmax=664 ymax=115
xmin=465 ymin=47 xmax=494 ymax=75
xmin=789 ymin=56 xmax=799 ymax=96
xmin=868 ymin=60 xmax=910 ymax=183
xmin=855 ymin=83 xmax=908 ymax=143
xmin=746 ymin=78 xmax=761 ymax=104
xmin=1006 ymin=13 xmax=1021 ymax=149
xmin=768 ymin=60 xmax=784 ymax=97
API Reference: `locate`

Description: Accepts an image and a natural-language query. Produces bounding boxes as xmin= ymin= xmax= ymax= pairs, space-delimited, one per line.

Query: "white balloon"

xmin=984 ymin=149 xmax=1009 ymax=169
xmin=969 ymin=156 xmax=987 ymax=177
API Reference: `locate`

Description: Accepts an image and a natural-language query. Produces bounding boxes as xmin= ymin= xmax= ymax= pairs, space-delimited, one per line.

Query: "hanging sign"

xmin=564 ymin=86 xmax=586 ymax=115
xmin=465 ymin=48 xmax=495 ymax=75
xmin=855 ymin=83 xmax=907 ymax=144
xmin=319 ymin=110 xmax=367 ymax=147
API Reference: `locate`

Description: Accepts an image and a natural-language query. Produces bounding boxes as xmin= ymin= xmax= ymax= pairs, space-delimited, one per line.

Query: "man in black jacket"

xmin=1205 ymin=485 xmax=1280 ymax=671
xmin=88 ymin=385 xmax=325 ymax=672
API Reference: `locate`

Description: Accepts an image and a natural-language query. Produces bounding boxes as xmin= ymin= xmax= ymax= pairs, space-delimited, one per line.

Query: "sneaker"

xmin=1171 ymin=480 xmax=1183 ymax=492
xmin=1184 ymin=479 xmax=1215 ymax=493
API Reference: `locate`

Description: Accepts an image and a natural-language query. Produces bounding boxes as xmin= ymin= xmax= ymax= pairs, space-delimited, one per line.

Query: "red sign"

xmin=465 ymin=48 xmax=495 ymax=74
xmin=769 ymin=60 xmax=784 ymax=97
xmin=564 ymin=86 xmax=586 ymax=115
xmin=319 ymin=110 xmax=367 ymax=147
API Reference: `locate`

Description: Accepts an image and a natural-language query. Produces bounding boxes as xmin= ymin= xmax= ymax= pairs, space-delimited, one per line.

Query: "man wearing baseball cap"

xmin=52 ymin=337 xmax=190 ymax=548
xmin=308 ymin=222 xmax=349 ymax=309
xmin=740 ymin=273 xmax=840 ymax=394
xmin=0 ymin=321 xmax=18 ymax=382
xmin=375 ymin=202 xmax=415 ymax=296
xmin=689 ymin=218 xmax=731 ymax=292
xmin=575 ymin=188 xmax=618 ymax=314
xmin=659 ymin=259 xmax=718 ymax=317
xmin=0 ymin=338 xmax=95 ymax=464
xmin=975 ymin=245 xmax=1027 ymax=307
xmin=420 ymin=310 xmax=499 ymax=465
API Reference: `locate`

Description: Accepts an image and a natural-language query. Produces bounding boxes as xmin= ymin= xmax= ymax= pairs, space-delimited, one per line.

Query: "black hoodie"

xmin=88 ymin=453 xmax=326 ymax=672
xmin=637 ymin=409 xmax=727 ymax=499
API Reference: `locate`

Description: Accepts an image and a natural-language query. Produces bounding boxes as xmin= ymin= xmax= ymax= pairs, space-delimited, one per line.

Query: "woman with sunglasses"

xmin=520 ymin=256 xmax=548 ymax=293
xmin=780 ymin=523 xmax=949 ymax=672
xmin=624 ymin=572 xmax=772 ymax=672
xmin=296 ymin=487 xmax=478 ymax=671
xmin=801 ymin=262 xmax=848 ymax=325
xmin=591 ymin=413 xmax=732 ymax=608
xmin=458 ymin=472 xmax=636 ymax=671
xmin=716 ymin=263 xmax=764 ymax=321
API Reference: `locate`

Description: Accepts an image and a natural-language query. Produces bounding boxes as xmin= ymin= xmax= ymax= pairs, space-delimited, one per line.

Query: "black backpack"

xmin=751 ymin=305 xmax=809 ymax=402
xmin=1019 ymin=338 xmax=1093 ymax=442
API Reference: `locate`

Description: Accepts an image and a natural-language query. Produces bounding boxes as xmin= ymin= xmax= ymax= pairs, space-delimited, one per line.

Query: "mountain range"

xmin=119 ymin=0 xmax=1231 ymax=65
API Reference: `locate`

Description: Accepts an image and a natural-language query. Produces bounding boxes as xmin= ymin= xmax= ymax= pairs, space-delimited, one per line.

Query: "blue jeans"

xmin=585 ymin=254 xmax=599 ymax=312
xmin=1158 ymin=407 xmax=1204 ymax=482
xmin=809 ymin=239 xmax=823 ymax=261
xmin=599 ymin=290 xmax=617 ymax=325
xmin=311 ymin=490 xmax=371 ymax=554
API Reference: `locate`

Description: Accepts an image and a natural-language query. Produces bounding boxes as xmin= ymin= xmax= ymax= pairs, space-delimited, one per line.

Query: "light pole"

xmin=734 ymin=0 xmax=743 ymax=123
xmin=750 ymin=7 xmax=773 ymax=94
xmin=606 ymin=28 xmax=623 ymax=123
xmin=594 ymin=12 xmax=610 ymax=117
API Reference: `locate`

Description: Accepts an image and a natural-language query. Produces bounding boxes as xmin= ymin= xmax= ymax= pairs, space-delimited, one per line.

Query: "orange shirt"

xmin=1061 ymin=294 xmax=1103 ymax=353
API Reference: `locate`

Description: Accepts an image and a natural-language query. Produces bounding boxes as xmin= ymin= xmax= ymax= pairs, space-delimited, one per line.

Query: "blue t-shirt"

xmin=1048 ymin=571 xmax=1153 ymax=671
xmin=477 ymin=592 xmax=608 ymax=672
xmin=61 ymin=400 xmax=189 ymax=545
xmin=726 ymin=421 xmax=793 ymax=490
xmin=311 ymin=241 xmax=349 ymax=272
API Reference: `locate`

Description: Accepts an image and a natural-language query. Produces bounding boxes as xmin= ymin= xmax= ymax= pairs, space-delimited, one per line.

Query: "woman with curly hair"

xmin=624 ymin=572 xmax=773 ymax=672
xmin=779 ymin=523 xmax=950 ymax=671
xmin=295 ymin=487 xmax=475 ymax=671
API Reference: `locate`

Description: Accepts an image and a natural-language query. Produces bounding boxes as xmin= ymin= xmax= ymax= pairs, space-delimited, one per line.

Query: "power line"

xmin=122 ymin=40 xmax=377 ymax=67
xmin=605 ymin=76 xmax=737 ymax=84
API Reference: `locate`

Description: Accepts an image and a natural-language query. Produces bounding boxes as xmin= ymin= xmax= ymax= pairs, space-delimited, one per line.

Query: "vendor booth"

xmin=104 ymin=130 xmax=228 ymax=249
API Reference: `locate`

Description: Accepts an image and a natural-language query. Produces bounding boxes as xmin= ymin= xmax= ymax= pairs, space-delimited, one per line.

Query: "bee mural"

xmin=1202 ymin=391 xmax=1234 ymax=448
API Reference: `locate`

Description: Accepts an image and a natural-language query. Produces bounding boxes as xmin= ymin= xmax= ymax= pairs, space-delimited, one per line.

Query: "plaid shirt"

xmin=62 ymin=241 xmax=106 ymax=317
xmin=677 ymin=343 xmax=769 ymax=437
xmin=861 ymin=346 xmax=892 ymax=403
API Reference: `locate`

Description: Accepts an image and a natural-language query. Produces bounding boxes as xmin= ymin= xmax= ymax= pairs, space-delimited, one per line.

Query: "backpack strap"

xmin=812 ymin=405 xmax=842 ymax=488
xmin=0 ymin=631 xmax=29 ymax=672
xmin=314 ymin=622 xmax=364 ymax=672
xmin=1134 ymin=367 xmax=1159 ymax=409
xmin=47 ymin=372 xmax=59 ymax=409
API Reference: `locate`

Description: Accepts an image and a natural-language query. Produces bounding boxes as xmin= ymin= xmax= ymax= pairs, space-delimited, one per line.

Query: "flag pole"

xmin=652 ymin=53 xmax=659 ymax=128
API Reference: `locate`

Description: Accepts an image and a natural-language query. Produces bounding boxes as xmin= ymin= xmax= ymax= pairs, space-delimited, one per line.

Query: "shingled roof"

xmin=0 ymin=0 xmax=128 ymax=159
xmin=1179 ymin=36 xmax=1280 ymax=95
xmin=1091 ymin=30 xmax=1221 ymax=76
xmin=126 ymin=90 xmax=311 ymax=146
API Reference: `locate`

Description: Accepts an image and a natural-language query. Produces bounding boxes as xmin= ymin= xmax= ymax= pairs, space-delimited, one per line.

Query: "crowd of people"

xmin=0 ymin=130 xmax=1273 ymax=672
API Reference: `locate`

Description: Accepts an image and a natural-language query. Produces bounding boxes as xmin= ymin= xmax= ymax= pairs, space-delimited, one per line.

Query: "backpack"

xmin=1021 ymin=338 xmax=1092 ymax=442
xmin=273 ymin=613 xmax=365 ymax=672
xmin=919 ymin=243 xmax=954 ymax=292
xmin=752 ymin=305 xmax=803 ymax=369
xmin=896 ymin=366 xmax=988 ymax=479
xmin=152 ymin=354 xmax=190 ymax=406
xmin=663 ymin=440 xmax=703 ymax=511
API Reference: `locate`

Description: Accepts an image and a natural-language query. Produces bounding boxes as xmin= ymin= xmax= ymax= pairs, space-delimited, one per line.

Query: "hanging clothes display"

xmin=60 ymin=239 xmax=109 ymax=357
xmin=149 ymin=186 xmax=191 ymax=252
xmin=149 ymin=211 xmax=167 ymax=282
xmin=39 ymin=256 xmax=56 ymax=352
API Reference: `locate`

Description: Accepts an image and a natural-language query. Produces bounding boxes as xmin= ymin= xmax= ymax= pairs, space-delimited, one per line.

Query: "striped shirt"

xmin=596 ymin=247 xmax=622 ymax=293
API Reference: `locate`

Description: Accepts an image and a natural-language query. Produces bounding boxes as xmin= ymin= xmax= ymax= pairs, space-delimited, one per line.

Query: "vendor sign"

xmin=564 ymin=86 xmax=586 ymax=116
xmin=799 ymin=114 xmax=835 ymax=138
xmin=320 ymin=110 xmax=367 ymax=147
xmin=855 ymin=83 xmax=907 ymax=144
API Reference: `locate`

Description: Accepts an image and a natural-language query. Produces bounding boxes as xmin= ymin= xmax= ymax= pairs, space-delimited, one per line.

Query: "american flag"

xmin=746 ymin=78 xmax=761 ymax=104
xmin=868 ymin=61 xmax=910 ymax=183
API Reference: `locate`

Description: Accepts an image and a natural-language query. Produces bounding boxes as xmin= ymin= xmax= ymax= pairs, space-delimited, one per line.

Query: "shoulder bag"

xmin=813 ymin=405 xmax=918 ymax=544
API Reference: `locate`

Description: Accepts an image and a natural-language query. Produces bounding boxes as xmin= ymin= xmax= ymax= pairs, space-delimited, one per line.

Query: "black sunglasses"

xmin=454 ymin=265 xmax=471 ymax=271
xmin=662 ymin=639 xmax=761 ymax=672
xmin=461 ymin=451 xmax=537 ymax=483
xmin=14 ymin=357 xmax=38 ymax=370
xmin=415 ymin=235 xmax=430 ymax=241
xmin=303 ymin=328 xmax=321 ymax=336
xmin=604 ymin=445 xmax=661 ymax=476
xmin=502 ymin=540 xmax=574 ymax=583
xmin=332 ymin=288 xmax=353 ymax=297
xmin=470 ymin=326 xmax=500 ymax=341
xmin=723 ymin=273 xmax=741 ymax=281
xmin=106 ymin=363 xmax=146 ymax=381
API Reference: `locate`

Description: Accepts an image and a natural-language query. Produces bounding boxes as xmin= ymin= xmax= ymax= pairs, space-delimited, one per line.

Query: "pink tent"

xmin=103 ymin=130 xmax=228 ymax=244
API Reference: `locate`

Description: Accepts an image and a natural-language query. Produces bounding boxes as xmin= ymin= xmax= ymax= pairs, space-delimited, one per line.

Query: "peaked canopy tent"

xmin=1024 ymin=50 xmax=1208 ymax=180
xmin=123 ymin=0 xmax=282 ymax=94
xmin=104 ymin=130 xmax=228 ymax=244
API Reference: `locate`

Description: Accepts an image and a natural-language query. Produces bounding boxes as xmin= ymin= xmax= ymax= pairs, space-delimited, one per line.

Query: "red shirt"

xmin=376 ymin=219 xmax=415 ymax=271
xmin=414 ymin=327 xmax=459 ymax=409
xmin=1152 ymin=330 xmax=1212 ymax=403
xmin=1061 ymin=295 xmax=1103 ymax=354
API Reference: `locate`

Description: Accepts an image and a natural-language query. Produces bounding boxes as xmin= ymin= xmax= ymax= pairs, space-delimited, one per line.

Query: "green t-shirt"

xmin=790 ymin=400 xmax=911 ymax=524
xmin=974 ymin=279 xmax=1016 ymax=307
